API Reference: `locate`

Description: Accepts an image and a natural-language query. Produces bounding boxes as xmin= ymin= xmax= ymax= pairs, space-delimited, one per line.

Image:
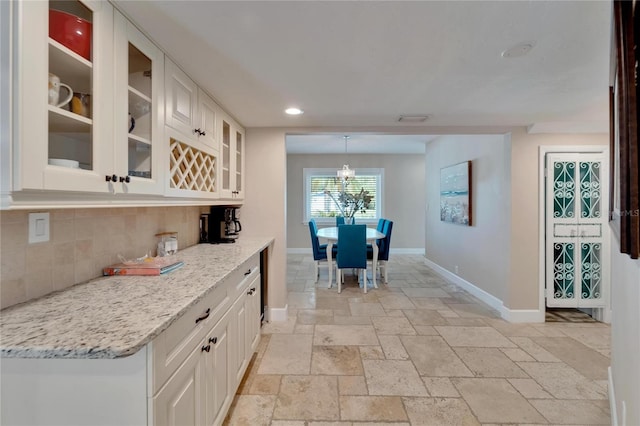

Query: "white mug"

xmin=48 ymin=73 xmax=73 ymax=108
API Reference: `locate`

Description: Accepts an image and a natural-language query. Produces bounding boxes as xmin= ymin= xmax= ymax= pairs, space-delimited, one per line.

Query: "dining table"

xmin=315 ymin=226 xmax=386 ymax=290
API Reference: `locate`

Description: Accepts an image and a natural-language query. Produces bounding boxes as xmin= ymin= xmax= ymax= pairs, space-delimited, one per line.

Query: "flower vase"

xmin=345 ymin=216 xmax=354 ymax=225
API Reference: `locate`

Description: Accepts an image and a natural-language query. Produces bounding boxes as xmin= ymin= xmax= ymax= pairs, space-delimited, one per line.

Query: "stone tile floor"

xmin=224 ymin=254 xmax=611 ymax=425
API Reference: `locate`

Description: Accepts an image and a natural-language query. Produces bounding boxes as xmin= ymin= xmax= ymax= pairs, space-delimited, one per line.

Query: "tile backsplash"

xmin=0 ymin=206 xmax=206 ymax=309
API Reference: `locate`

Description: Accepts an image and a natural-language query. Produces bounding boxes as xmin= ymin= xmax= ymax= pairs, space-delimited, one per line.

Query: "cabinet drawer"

xmin=227 ymin=255 xmax=259 ymax=301
xmin=151 ymin=282 xmax=231 ymax=394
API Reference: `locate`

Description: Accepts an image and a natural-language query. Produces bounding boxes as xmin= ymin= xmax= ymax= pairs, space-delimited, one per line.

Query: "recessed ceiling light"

xmin=501 ymin=41 xmax=535 ymax=58
xmin=398 ymin=115 xmax=430 ymax=123
xmin=285 ymin=107 xmax=304 ymax=115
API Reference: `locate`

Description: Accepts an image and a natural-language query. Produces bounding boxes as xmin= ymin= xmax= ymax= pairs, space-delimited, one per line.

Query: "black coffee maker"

xmin=200 ymin=206 xmax=241 ymax=244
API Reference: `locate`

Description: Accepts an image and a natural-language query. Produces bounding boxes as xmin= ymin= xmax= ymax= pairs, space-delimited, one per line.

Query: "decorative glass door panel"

xmin=47 ymin=0 xmax=94 ymax=171
xmin=127 ymin=43 xmax=152 ymax=179
xmin=222 ymin=120 xmax=231 ymax=192
xmin=235 ymin=130 xmax=243 ymax=193
xmin=114 ymin=10 xmax=163 ymax=194
xmin=545 ymin=153 xmax=608 ymax=308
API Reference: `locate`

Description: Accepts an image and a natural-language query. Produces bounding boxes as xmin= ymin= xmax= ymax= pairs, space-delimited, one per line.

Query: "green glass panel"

xmin=581 ymin=242 xmax=601 ymax=299
xmin=553 ymin=162 xmax=575 ymax=218
xmin=553 ymin=242 xmax=574 ymax=299
xmin=580 ymin=162 xmax=601 ymax=218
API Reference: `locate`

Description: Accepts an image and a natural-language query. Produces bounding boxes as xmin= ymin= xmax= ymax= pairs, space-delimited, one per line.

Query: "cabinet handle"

xmin=209 ymin=337 xmax=217 ymax=344
xmin=244 ymin=269 xmax=251 ymax=276
xmin=201 ymin=344 xmax=211 ymax=353
xmin=247 ymin=289 xmax=253 ymax=295
xmin=119 ymin=175 xmax=131 ymax=183
xmin=194 ymin=128 xmax=204 ymax=136
xmin=195 ymin=308 xmax=211 ymax=324
xmin=105 ymin=174 xmax=117 ymax=182
xmin=201 ymin=131 xmax=206 ymax=136
xmin=251 ymin=287 xmax=256 ymax=293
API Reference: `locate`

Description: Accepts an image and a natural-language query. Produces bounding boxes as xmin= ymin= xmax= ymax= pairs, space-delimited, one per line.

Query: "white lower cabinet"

xmin=153 ymin=344 xmax=204 ymax=426
xmin=0 ymin=257 xmax=261 ymax=426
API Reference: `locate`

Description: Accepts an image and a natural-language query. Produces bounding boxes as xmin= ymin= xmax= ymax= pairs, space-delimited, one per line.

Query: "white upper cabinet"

xmin=114 ymin=11 xmax=164 ymax=194
xmin=219 ymin=113 xmax=245 ymax=200
xmin=165 ymin=59 xmax=219 ymax=150
xmin=16 ymin=0 xmax=115 ymax=193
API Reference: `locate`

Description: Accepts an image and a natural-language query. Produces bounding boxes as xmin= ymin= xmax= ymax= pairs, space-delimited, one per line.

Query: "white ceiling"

xmin=114 ymin=0 xmax=612 ymax=153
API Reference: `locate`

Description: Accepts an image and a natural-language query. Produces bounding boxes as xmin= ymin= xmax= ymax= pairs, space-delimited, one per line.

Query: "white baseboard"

xmin=268 ymin=304 xmax=288 ymax=322
xmin=608 ymin=366 xmax=618 ymax=426
xmin=502 ymin=308 xmax=545 ymax=323
xmin=424 ymin=257 xmax=544 ymax=323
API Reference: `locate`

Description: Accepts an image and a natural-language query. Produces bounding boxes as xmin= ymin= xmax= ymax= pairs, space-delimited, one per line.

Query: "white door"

xmin=545 ymin=153 xmax=609 ymax=308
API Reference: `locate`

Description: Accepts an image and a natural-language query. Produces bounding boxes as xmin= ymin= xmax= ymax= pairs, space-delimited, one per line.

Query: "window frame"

xmin=303 ymin=167 xmax=384 ymax=224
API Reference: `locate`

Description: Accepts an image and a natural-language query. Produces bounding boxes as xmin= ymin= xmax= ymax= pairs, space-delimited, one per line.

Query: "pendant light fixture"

xmin=337 ymin=135 xmax=355 ymax=180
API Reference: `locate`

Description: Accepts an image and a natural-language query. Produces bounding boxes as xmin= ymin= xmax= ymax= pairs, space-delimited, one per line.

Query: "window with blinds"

xmin=304 ymin=168 xmax=383 ymax=222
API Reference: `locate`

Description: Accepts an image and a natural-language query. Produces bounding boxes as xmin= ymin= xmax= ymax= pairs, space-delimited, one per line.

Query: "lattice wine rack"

xmin=169 ymin=139 xmax=217 ymax=193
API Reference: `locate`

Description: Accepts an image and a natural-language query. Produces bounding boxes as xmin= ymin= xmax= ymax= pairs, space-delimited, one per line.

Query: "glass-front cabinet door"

xmin=219 ymin=116 xmax=244 ymax=199
xmin=114 ymin=11 xmax=164 ymax=194
xmin=17 ymin=0 xmax=114 ymax=193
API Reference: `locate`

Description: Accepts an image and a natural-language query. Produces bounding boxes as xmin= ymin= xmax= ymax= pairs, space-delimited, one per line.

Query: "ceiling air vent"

xmin=398 ymin=115 xmax=429 ymax=123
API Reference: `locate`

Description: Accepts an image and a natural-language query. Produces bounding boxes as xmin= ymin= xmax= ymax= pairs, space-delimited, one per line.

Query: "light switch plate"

xmin=28 ymin=212 xmax=50 ymax=243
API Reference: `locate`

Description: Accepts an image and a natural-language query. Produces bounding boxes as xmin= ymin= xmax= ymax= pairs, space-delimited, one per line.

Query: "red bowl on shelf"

xmin=49 ymin=10 xmax=92 ymax=61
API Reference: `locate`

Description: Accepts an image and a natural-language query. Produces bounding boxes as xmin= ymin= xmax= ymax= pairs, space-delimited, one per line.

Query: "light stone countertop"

xmin=0 ymin=237 xmax=273 ymax=360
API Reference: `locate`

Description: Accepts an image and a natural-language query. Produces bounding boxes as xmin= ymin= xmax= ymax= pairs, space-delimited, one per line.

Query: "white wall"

xmin=609 ymin=233 xmax=640 ymax=426
xmin=425 ymin=134 xmax=511 ymax=302
xmin=287 ymin=153 xmax=425 ymax=251
xmin=242 ymin=128 xmax=287 ymax=319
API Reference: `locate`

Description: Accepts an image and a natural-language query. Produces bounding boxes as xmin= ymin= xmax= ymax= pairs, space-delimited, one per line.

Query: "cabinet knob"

xmin=244 ymin=269 xmax=251 ymax=276
xmin=209 ymin=337 xmax=218 ymax=344
xmin=201 ymin=344 xmax=211 ymax=353
xmin=105 ymin=174 xmax=118 ymax=182
xmin=119 ymin=175 xmax=131 ymax=183
xmin=201 ymin=131 xmax=206 ymax=136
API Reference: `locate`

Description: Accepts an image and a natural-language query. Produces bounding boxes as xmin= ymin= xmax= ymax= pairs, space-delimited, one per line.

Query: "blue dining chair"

xmin=336 ymin=224 xmax=368 ymax=293
xmin=367 ymin=219 xmax=393 ymax=283
xmin=336 ymin=216 xmax=345 ymax=226
xmin=308 ymin=219 xmax=337 ymax=282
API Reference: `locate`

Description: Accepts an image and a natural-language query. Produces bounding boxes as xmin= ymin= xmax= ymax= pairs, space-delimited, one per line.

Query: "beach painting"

xmin=440 ymin=161 xmax=472 ymax=226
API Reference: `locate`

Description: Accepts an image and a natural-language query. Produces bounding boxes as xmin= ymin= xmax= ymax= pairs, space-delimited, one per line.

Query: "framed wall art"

xmin=440 ymin=161 xmax=472 ymax=226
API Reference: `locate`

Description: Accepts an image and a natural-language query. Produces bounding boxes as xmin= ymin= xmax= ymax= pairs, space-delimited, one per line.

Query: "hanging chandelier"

xmin=337 ymin=135 xmax=355 ymax=180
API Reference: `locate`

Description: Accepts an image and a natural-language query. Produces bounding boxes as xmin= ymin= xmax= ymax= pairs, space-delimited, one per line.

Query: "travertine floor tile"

xmin=422 ymin=377 xmax=460 ymax=397
xmin=226 ymin=254 xmax=611 ymax=426
xmin=311 ymin=345 xmax=363 ymax=375
xmin=223 ymin=394 xmax=276 ymax=425
xmin=378 ymin=294 xmax=417 ymax=310
xmin=500 ymin=347 xmax=537 ymax=362
xmin=510 ymin=337 xmax=561 ymax=362
xmin=403 ymin=309 xmax=448 ymax=326
xmin=401 ymin=287 xmax=451 ymax=298
xmin=378 ymin=335 xmax=409 ymax=360
xmin=531 ymin=399 xmax=610 ymax=424
xmin=517 ymin=361 xmax=608 ymax=400
xmin=258 ymin=334 xmax=313 ymax=375
xmin=339 ymin=396 xmax=408 ymax=422
xmin=402 ymin=397 xmax=481 ymax=426
xmin=531 ymin=336 xmax=610 ymax=380
xmin=371 ymin=316 xmax=416 ymax=335
xmin=338 ymin=375 xmax=368 ymax=395
xmin=314 ymin=325 xmax=379 ymax=346
xmin=248 ymin=375 xmax=281 ymax=395
xmin=363 ymin=359 xmax=428 ymax=396
xmin=401 ymin=335 xmax=474 ymax=377
xmin=507 ymin=378 xmax=553 ymax=398
xmin=273 ymin=376 xmax=339 ymax=421
xmin=348 ymin=302 xmax=386 ymax=316
xmin=452 ymin=378 xmax=548 ymax=424
xmin=436 ymin=326 xmax=517 ymax=348
xmin=453 ymin=347 xmax=529 ymax=378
